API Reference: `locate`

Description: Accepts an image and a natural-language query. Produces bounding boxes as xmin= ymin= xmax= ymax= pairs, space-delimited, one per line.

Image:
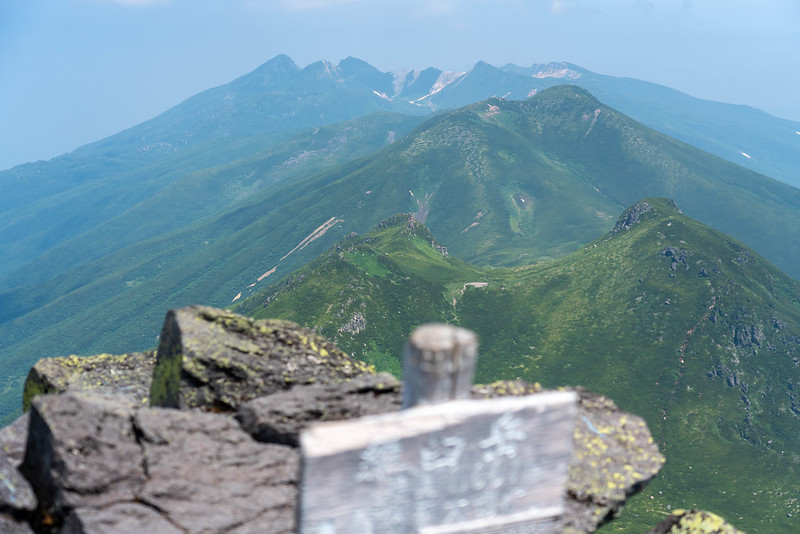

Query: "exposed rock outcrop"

xmin=0 ymin=413 xmax=30 ymax=467
xmin=237 ymin=372 xmax=402 ymax=447
xmin=23 ymin=352 xmax=156 ymax=411
xmin=149 ymin=305 xmax=372 ymax=410
xmin=647 ymin=509 xmax=742 ymax=533
xmin=2 ymin=305 xmax=738 ymax=533
xmin=21 ymin=392 xmax=297 ymax=533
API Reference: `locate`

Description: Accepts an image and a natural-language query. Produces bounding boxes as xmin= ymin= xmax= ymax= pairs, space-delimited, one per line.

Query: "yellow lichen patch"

xmin=566 ymin=388 xmax=665 ymax=529
xmin=659 ymin=509 xmax=742 ymax=533
xmin=24 ymin=351 xmax=157 ymax=410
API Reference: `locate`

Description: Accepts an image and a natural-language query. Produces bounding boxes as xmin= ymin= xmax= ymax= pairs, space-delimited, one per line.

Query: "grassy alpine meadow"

xmin=238 ymin=199 xmax=800 ymax=532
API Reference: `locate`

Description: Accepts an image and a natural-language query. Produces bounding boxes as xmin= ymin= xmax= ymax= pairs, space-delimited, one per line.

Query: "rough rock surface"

xmin=5 ymin=306 xmax=736 ymax=533
xmin=62 ymin=503 xmax=183 ymax=534
xmin=23 ymin=352 xmax=156 ymax=411
xmin=563 ymin=388 xmax=666 ymax=533
xmin=0 ymin=454 xmax=36 ymax=510
xmin=20 ymin=393 xmax=145 ymax=519
xmin=134 ymin=407 xmax=298 ymax=533
xmin=237 ymin=372 xmax=402 ymax=446
xmin=21 ymin=391 xmax=298 ymax=533
xmin=149 ymin=305 xmax=372 ymax=410
xmin=0 ymin=514 xmax=34 ymax=534
xmin=0 ymin=412 xmax=30 ymax=467
xmin=611 ymin=200 xmax=653 ymax=236
xmin=646 ymin=509 xmax=743 ymax=533
xmin=237 ymin=374 xmax=664 ymax=534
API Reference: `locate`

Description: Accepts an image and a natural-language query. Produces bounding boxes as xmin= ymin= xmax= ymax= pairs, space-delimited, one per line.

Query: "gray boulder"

xmin=23 ymin=352 xmax=156 ymax=411
xmin=62 ymin=503 xmax=183 ymax=534
xmin=0 ymin=413 xmax=30 ymax=467
xmin=20 ymin=393 xmax=144 ymax=518
xmin=0 ymin=515 xmax=34 ymax=534
xmin=149 ymin=305 xmax=372 ymax=410
xmin=237 ymin=372 xmax=402 ymax=446
xmin=19 ymin=391 xmax=297 ymax=533
xmin=134 ymin=407 xmax=298 ymax=533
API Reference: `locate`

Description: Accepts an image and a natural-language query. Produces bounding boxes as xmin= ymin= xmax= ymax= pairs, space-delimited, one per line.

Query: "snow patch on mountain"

xmin=410 ymin=71 xmax=467 ymax=104
xmin=319 ymin=60 xmax=342 ymax=80
xmin=391 ymin=69 xmax=415 ymax=97
xmin=532 ymin=63 xmax=582 ymax=80
xmin=433 ymin=70 xmax=466 ymax=92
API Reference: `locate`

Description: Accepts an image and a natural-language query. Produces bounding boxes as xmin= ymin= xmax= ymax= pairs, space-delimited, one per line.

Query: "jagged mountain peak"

xmin=301 ymin=59 xmax=342 ymax=80
xmin=471 ymin=59 xmax=502 ymax=73
xmin=338 ymin=56 xmax=380 ymax=74
xmin=610 ymin=198 xmax=682 ymax=236
xmin=248 ymin=53 xmax=300 ymax=80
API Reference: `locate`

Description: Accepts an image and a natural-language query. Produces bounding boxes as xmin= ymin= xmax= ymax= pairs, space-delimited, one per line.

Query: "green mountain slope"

xmin=3 ymin=86 xmax=800 ymax=431
xmin=0 ymin=54 xmax=429 ymax=280
xmin=5 ymin=56 xmax=799 ymax=283
xmin=0 ymin=111 xmax=424 ymax=293
xmin=237 ymin=200 xmax=800 ymax=532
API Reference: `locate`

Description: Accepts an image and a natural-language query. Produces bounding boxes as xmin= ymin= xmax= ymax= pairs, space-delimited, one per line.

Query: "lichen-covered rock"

xmin=470 ymin=383 xmax=664 ymax=533
xmin=0 ymin=413 xmax=29 ymax=467
xmin=149 ymin=305 xmax=373 ymax=410
xmin=237 ymin=376 xmax=662 ymax=534
xmin=562 ymin=387 xmax=666 ymax=533
xmin=470 ymin=379 xmax=544 ymax=398
xmin=15 ymin=312 xmax=665 ymax=534
xmin=646 ymin=509 xmax=742 ymax=533
xmin=22 ymin=351 xmax=156 ymax=411
xmin=237 ymin=373 xmax=402 ymax=446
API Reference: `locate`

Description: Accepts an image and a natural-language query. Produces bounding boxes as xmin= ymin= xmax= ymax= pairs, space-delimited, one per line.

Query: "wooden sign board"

xmin=299 ymin=390 xmax=578 ymax=534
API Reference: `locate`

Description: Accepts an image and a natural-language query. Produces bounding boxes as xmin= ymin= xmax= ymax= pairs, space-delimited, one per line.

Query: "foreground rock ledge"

xmin=20 ymin=392 xmax=298 ymax=533
xmin=7 ymin=305 xmax=743 ymax=533
xmin=149 ymin=305 xmax=372 ymax=410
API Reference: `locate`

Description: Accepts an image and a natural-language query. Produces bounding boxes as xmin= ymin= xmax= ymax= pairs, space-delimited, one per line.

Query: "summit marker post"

xmin=298 ymin=324 xmax=578 ymax=534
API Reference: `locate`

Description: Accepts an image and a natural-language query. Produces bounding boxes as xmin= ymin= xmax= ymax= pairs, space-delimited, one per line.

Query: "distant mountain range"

xmin=2 ymin=54 xmax=800 ymax=533
xmin=236 ymin=199 xmax=800 ymax=532
xmin=2 ymin=77 xmax=800 ymax=423
xmin=2 ymin=55 xmax=799 ymax=279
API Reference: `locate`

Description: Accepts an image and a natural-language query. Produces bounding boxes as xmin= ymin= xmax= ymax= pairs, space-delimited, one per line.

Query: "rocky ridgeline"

xmin=0 ymin=306 xmax=740 ymax=533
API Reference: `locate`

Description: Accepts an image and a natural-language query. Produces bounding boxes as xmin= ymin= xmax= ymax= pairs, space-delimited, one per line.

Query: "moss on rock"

xmin=149 ymin=306 xmax=375 ymax=411
xmin=22 ymin=351 xmax=156 ymax=411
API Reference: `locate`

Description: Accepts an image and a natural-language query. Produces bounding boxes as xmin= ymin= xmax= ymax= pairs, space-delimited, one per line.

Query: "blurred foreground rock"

xmin=647 ymin=509 xmax=743 ymax=533
xmin=0 ymin=305 xmax=740 ymax=533
xmin=149 ymin=305 xmax=372 ymax=410
xmin=22 ymin=351 xmax=156 ymax=411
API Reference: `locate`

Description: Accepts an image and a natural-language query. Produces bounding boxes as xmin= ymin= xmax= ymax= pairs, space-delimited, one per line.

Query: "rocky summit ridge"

xmin=0 ymin=306 xmax=739 ymax=533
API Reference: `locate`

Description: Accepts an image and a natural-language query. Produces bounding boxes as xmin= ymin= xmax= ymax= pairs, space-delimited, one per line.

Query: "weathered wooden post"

xmin=298 ymin=324 xmax=578 ymax=534
xmin=402 ymin=324 xmax=478 ymax=408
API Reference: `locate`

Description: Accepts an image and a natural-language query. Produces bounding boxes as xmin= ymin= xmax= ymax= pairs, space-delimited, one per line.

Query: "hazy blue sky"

xmin=1 ymin=0 xmax=799 ymax=170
